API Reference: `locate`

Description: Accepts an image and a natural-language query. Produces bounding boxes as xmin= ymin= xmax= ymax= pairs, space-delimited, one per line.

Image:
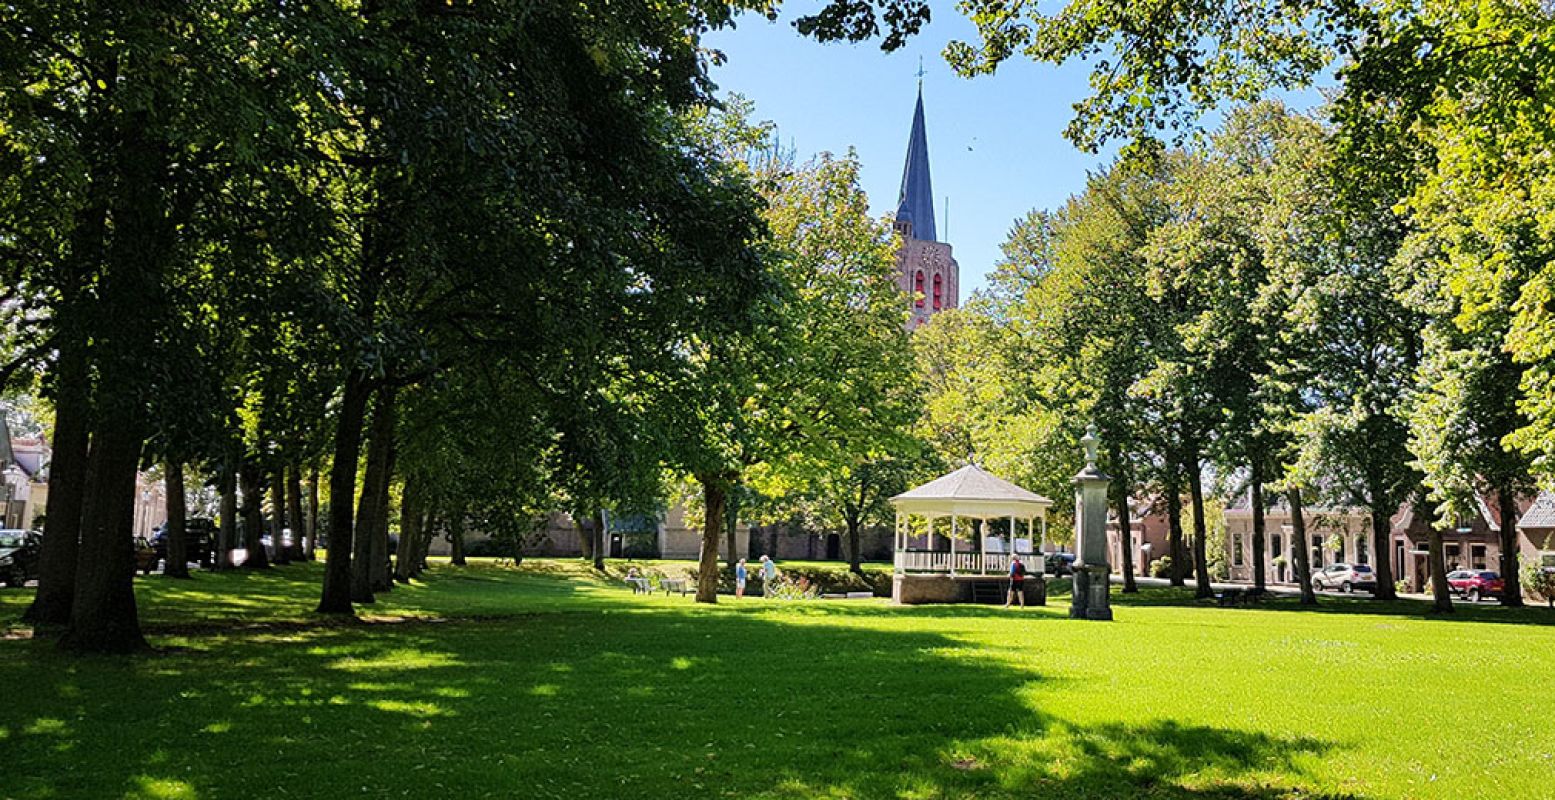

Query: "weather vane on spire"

xmin=916 ymin=55 xmax=926 ymax=86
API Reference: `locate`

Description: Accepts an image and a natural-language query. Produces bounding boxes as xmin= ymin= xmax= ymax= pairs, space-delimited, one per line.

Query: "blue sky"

xmin=705 ymin=5 xmax=1331 ymax=296
xmin=705 ymin=4 xmax=1119 ymax=296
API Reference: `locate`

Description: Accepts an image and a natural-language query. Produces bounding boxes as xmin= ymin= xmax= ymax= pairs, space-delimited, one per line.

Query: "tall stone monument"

xmin=1069 ymin=425 xmax=1113 ymax=621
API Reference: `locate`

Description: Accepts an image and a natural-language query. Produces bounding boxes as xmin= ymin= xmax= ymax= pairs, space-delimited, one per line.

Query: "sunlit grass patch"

xmin=0 ymin=560 xmax=1553 ymax=798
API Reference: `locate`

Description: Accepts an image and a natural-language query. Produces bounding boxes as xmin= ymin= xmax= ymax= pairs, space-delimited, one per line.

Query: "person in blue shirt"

xmin=1005 ymin=554 xmax=1028 ymax=608
xmin=735 ymin=558 xmax=748 ymax=599
xmin=759 ymin=555 xmax=778 ymax=597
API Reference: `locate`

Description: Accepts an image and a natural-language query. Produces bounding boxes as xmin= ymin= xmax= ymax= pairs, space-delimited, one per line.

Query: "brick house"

xmin=1106 ymin=498 xmax=1173 ymax=578
xmin=1223 ymin=489 xmax=1555 ymax=592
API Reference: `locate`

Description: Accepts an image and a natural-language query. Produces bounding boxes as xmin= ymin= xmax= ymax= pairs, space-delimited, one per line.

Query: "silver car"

xmin=1311 ymin=563 xmax=1377 ymax=593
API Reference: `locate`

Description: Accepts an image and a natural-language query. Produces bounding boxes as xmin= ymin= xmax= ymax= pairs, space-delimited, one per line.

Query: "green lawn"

xmin=2 ymin=560 xmax=1553 ymax=799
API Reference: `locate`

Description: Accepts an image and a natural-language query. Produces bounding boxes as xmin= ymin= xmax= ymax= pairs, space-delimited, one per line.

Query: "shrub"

xmin=688 ymin=563 xmax=893 ymax=597
xmin=463 ymin=538 xmax=509 ymax=558
xmin=1520 ymin=555 xmax=1555 ymax=608
xmin=1149 ymin=556 xmax=1174 ymax=579
xmin=764 ymin=574 xmax=822 ymax=601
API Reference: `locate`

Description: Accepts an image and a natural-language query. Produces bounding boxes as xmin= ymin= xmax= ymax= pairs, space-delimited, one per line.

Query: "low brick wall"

xmin=892 ymin=574 xmax=1046 ymax=606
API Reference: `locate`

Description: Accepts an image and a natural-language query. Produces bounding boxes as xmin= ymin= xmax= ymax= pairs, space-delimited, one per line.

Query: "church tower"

xmin=893 ymin=86 xmax=959 ymax=330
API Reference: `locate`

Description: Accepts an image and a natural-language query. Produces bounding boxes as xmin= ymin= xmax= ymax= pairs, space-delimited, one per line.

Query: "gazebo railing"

xmin=896 ymin=549 xmax=1020 ymax=576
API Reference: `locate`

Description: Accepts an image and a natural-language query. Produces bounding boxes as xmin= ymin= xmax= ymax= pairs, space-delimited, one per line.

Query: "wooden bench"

xmin=624 ymin=577 xmax=651 ymax=594
xmin=660 ymin=577 xmax=690 ymax=597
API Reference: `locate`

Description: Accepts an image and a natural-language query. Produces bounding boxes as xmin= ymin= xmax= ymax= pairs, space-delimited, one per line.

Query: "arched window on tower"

xmin=932 ymin=274 xmax=943 ymax=310
xmin=914 ymin=271 xmax=925 ymax=307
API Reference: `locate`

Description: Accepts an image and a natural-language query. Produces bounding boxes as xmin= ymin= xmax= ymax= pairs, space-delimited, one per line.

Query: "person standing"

xmin=735 ymin=558 xmax=748 ymax=599
xmin=759 ymin=555 xmax=777 ymax=597
xmin=1005 ymin=554 xmax=1027 ymax=608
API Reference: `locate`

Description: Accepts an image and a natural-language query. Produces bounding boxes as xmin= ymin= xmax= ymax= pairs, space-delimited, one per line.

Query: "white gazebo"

xmin=891 ymin=463 xmax=1054 ymax=577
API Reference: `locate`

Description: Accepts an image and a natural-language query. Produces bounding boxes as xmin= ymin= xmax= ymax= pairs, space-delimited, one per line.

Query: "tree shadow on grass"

xmin=0 ymin=606 xmax=1361 ymax=800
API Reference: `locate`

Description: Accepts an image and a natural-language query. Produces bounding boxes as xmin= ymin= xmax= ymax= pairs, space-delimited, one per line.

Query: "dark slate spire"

xmin=895 ymin=86 xmax=936 ymax=242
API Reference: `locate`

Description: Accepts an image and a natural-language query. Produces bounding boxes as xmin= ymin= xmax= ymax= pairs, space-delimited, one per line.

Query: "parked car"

xmin=1446 ymin=570 xmax=1503 ymax=602
xmin=1045 ymin=552 xmax=1077 ymax=577
xmin=0 ymin=529 xmax=42 ymax=588
xmin=150 ymin=518 xmax=217 ymax=569
xmin=1311 ymin=563 xmax=1378 ymax=593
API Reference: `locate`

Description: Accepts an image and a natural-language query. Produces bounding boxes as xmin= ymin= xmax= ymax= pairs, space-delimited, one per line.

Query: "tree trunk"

xmin=449 ymin=508 xmax=466 ymax=566
xmin=415 ymin=505 xmax=438 ymax=575
xmin=1367 ymin=479 xmax=1397 ymax=601
xmin=22 ymin=344 xmax=89 ymax=626
xmin=58 ymin=106 xmax=167 ymax=652
xmin=1250 ymin=460 xmax=1267 ymax=593
xmin=369 ymin=431 xmax=396 ymax=594
xmin=395 ymin=476 xmax=420 ymax=583
xmin=1186 ymin=448 xmax=1213 ymax=599
xmin=353 ymin=389 xmax=398 ymax=600
xmin=350 ymin=471 xmax=377 ymax=600
xmin=318 ymin=369 xmax=370 ymax=614
xmin=695 ymin=475 xmax=726 ymax=603
xmin=287 ymin=465 xmax=306 ymax=561
xmin=578 ymin=510 xmax=594 ymax=562
xmin=1164 ymin=461 xmax=1185 ymax=587
xmin=269 ymin=464 xmax=289 ymax=565
xmin=305 ymin=465 xmax=320 ymax=561
xmin=25 ymin=176 xmax=105 ymax=627
xmin=163 ymin=461 xmax=190 ymax=579
xmin=217 ymin=460 xmax=237 ymax=570
xmin=1498 ymin=488 xmax=1524 ymax=607
xmin=1287 ymin=486 xmax=1317 ymax=605
xmin=1112 ymin=460 xmax=1137 ymax=593
xmin=725 ymin=490 xmax=740 ymax=568
xmin=239 ymin=461 xmax=270 ymax=570
xmin=61 ymin=414 xmax=147 ymax=653
xmin=1426 ymin=518 xmax=1452 ymax=613
xmin=592 ymin=509 xmax=606 ymax=571
xmin=845 ymin=515 xmax=864 ymax=576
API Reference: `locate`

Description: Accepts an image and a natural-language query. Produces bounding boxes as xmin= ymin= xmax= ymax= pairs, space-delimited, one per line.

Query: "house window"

xmin=915 ymin=271 xmax=925 ymax=307
xmin=1312 ymin=535 xmax=1324 ymax=567
xmin=1471 ymin=544 xmax=1487 ymax=570
xmin=1232 ymin=534 xmax=1245 ymax=567
xmin=1444 ymin=543 xmax=1462 ymax=570
xmin=1356 ymin=535 xmax=1368 ymax=564
xmin=932 ymin=274 xmax=943 ymax=309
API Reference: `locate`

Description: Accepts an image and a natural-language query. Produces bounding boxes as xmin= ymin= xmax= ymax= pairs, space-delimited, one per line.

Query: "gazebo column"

xmin=947 ymin=516 xmax=956 ymax=575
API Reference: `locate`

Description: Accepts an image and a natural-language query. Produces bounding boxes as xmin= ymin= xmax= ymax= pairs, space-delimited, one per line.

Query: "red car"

xmin=1446 ymin=570 xmax=1503 ymax=602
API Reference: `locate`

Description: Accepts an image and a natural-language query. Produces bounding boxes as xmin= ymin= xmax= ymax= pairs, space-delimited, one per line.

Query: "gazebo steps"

xmin=970 ymin=581 xmax=1005 ymax=604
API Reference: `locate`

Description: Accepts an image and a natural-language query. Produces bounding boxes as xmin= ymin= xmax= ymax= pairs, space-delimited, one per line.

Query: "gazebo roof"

xmin=891 ymin=463 xmax=1053 ymax=519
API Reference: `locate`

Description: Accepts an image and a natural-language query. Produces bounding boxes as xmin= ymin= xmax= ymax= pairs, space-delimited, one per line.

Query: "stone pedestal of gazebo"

xmin=892 ymin=573 xmax=1046 ymax=605
xmin=889 ymin=463 xmax=1055 ymax=606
